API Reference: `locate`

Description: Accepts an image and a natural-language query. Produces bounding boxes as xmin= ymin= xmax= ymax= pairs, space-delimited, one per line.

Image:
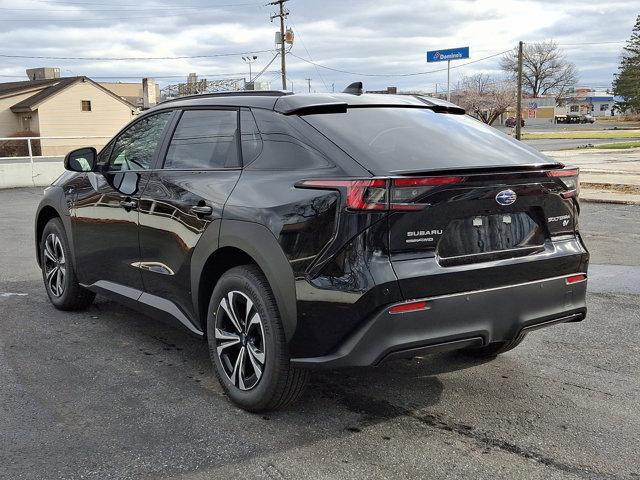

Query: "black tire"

xmin=462 ymin=334 xmax=526 ymax=358
xmin=207 ymin=265 xmax=308 ymax=412
xmin=40 ymin=218 xmax=95 ymax=311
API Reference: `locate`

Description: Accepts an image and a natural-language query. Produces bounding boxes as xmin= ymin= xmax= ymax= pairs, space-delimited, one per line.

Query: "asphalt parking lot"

xmin=1 ymin=188 xmax=639 ymax=480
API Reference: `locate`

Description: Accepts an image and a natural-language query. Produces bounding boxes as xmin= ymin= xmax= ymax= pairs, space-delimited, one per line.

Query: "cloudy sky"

xmin=0 ymin=0 xmax=636 ymax=94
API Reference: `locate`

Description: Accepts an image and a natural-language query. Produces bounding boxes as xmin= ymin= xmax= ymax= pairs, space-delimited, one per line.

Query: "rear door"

xmin=137 ymin=108 xmax=242 ymax=321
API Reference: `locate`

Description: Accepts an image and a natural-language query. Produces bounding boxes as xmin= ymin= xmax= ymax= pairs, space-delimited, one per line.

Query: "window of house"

xmin=163 ymin=109 xmax=239 ymax=170
xmin=570 ymin=105 xmax=579 ymax=112
xmin=81 ymin=100 xmax=92 ymax=112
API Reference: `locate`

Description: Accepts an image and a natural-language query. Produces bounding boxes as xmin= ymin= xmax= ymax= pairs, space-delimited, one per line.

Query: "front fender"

xmin=34 ymin=185 xmax=72 ymax=267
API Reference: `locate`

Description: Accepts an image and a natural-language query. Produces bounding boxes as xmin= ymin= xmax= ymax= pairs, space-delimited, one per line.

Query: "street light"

xmin=242 ymin=55 xmax=258 ymax=82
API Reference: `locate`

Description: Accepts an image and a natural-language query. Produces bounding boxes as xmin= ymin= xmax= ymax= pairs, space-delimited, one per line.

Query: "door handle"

xmin=119 ymin=198 xmax=138 ymax=210
xmin=189 ymin=205 xmax=213 ymax=216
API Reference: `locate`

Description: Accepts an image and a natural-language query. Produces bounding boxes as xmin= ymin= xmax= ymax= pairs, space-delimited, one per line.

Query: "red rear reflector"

xmin=548 ymin=168 xmax=579 ymax=177
xmin=566 ymin=274 xmax=587 ymax=284
xmin=389 ymin=301 xmax=429 ymax=314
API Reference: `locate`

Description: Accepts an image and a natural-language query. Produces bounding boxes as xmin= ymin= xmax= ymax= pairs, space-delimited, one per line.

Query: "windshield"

xmin=303 ymin=107 xmax=552 ymax=174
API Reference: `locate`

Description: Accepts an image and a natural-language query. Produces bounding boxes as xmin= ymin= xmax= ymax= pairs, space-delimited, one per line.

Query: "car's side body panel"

xmin=137 ymin=169 xmax=241 ymax=324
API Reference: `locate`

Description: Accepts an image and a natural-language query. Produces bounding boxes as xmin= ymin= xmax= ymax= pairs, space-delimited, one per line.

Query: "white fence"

xmin=0 ymin=136 xmax=110 ymax=188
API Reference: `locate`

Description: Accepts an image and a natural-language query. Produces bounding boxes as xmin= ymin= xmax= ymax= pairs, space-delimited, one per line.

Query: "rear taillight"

xmin=297 ymin=176 xmax=464 ymax=211
xmin=548 ymin=168 xmax=579 ymax=198
xmin=390 ymin=176 xmax=464 ymax=210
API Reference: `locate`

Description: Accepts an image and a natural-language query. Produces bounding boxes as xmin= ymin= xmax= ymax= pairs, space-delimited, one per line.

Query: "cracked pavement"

xmin=1 ymin=188 xmax=638 ymax=480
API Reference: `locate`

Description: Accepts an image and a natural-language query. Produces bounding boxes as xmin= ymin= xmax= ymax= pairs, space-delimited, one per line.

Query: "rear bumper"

xmin=290 ymin=274 xmax=587 ymax=368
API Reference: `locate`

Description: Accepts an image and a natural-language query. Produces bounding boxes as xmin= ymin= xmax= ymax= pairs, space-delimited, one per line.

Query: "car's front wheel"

xmin=40 ymin=218 xmax=95 ymax=310
xmin=207 ymin=265 xmax=308 ymax=412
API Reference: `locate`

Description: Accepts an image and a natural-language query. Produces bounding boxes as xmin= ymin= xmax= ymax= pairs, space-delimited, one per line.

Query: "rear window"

xmin=303 ymin=107 xmax=550 ymax=174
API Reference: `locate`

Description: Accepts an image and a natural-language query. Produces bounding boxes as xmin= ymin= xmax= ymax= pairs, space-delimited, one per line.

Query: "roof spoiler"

xmin=412 ymin=95 xmax=466 ymax=115
xmin=281 ymin=102 xmax=348 ymax=116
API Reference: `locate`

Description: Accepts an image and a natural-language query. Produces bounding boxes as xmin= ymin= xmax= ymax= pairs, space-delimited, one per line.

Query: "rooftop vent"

xmin=26 ymin=67 xmax=60 ymax=81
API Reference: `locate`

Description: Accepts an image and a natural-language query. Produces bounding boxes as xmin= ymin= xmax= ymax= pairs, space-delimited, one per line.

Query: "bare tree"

xmin=454 ymin=74 xmax=516 ymax=125
xmin=500 ymin=41 xmax=578 ymax=98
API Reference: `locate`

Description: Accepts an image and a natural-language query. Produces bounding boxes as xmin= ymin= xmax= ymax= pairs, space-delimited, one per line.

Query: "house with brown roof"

xmin=0 ymin=76 xmax=136 ymax=155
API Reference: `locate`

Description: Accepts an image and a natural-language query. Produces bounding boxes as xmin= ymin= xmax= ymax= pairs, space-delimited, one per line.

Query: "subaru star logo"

xmin=495 ymin=189 xmax=517 ymax=206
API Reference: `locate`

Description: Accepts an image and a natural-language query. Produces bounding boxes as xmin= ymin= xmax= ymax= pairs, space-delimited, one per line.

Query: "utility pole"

xmin=270 ymin=0 xmax=289 ymax=90
xmin=515 ymin=40 xmax=524 ymax=140
xmin=305 ymin=78 xmax=311 ymax=93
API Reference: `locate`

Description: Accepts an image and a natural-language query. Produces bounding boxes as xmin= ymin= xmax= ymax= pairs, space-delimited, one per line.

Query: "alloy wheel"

xmin=214 ymin=290 xmax=266 ymax=391
xmin=43 ymin=233 xmax=66 ymax=297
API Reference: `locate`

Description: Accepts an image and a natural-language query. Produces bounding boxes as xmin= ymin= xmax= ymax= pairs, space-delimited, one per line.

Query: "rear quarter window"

xmin=247 ymin=108 xmax=334 ymax=171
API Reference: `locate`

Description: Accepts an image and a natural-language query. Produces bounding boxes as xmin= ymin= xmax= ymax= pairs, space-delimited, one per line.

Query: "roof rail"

xmin=159 ymin=90 xmax=292 ymax=105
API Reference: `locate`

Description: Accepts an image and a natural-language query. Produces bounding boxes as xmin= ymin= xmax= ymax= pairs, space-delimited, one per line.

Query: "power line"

xmin=0 ymin=12 xmax=247 ymax=21
xmin=0 ymin=2 xmax=262 ymax=10
xmin=555 ymin=41 xmax=626 ymax=46
xmin=42 ymin=0 xmax=260 ymax=4
xmin=0 ymin=49 xmax=274 ymax=60
xmin=251 ymin=53 xmax=280 ymax=83
xmin=0 ymin=71 xmax=280 ymax=79
xmin=288 ymin=21 xmax=329 ymax=93
xmin=288 ymin=50 xmax=512 ymax=78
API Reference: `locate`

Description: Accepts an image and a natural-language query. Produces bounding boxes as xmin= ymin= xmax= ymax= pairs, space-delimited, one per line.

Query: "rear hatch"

xmin=384 ymin=167 xmax=584 ymax=299
xmin=301 ymin=103 xmax=586 ymax=298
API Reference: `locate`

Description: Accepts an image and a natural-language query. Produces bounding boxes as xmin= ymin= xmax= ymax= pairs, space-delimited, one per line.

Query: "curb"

xmin=581 ymin=197 xmax=640 ymax=205
xmin=580 ymin=182 xmax=640 ymax=195
xmin=581 ymin=169 xmax=640 ymax=175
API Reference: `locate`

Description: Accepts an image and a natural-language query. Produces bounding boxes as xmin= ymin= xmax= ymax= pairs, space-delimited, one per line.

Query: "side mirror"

xmin=64 ymin=147 xmax=97 ymax=172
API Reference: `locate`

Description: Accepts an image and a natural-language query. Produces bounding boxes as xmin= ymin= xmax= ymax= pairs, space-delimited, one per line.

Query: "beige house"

xmin=99 ymin=80 xmax=160 ymax=108
xmin=0 ymin=76 xmax=136 ymax=155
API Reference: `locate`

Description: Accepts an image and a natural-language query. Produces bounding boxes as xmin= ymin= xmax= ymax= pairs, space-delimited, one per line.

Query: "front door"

xmin=71 ymin=110 xmax=174 ymax=292
xmin=138 ymin=108 xmax=242 ymax=323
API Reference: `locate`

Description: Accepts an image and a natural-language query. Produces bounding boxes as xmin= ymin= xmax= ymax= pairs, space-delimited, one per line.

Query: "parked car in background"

xmin=555 ymin=113 xmax=595 ymax=124
xmin=35 ymin=91 xmax=589 ymax=412
xmin=505 ymin=116 xmax=525 ymax=127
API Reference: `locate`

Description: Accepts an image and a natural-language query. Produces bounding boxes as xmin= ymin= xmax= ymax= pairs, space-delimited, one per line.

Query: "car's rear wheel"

xmin=207 ymin=265 xmax=308 ymax=412
xmin=40 ymin=218 xmax=95 ymax=310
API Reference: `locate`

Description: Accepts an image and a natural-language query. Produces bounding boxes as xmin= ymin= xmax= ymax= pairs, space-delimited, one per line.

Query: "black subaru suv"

xmin=35 ymin=90 xmax=588 ymax=411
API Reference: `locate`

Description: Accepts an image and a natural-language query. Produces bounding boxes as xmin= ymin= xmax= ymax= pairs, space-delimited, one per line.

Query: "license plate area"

xmin=437 ymin=212 xmax=545 ymax=266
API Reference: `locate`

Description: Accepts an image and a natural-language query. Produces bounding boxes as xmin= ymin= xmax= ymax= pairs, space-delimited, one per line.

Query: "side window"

xmin=240 ymin=108 xmax=262 ymax=165
xmin=97 ymin=142 xmax=113 ymax=165
xmin=108 ymin=111 xmax=172 ymax=171
xmin=163 ymin=109 xmax=239 ymax=170
xmin=248 ymin=108 xmax=333 ymax=171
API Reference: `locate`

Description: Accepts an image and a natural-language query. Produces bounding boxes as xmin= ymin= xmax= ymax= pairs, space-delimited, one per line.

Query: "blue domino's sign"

xmin=427 ymin=47 xmax=470 ymax=63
